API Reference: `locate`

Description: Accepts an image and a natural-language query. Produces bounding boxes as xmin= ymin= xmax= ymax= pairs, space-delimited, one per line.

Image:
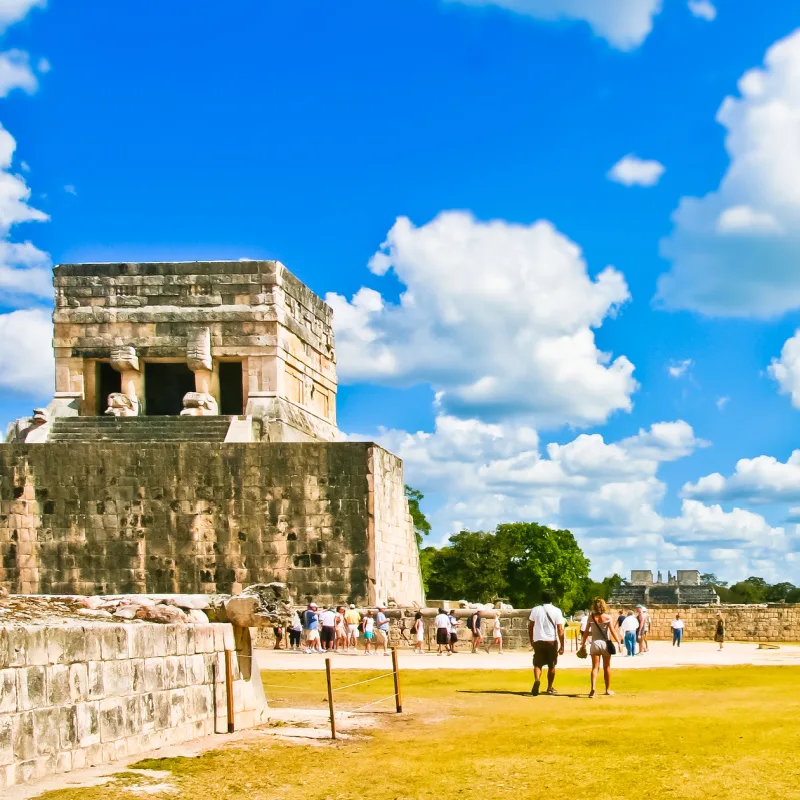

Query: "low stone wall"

xmin=255 ymin=604 xmax=800 ymax=650
xmin=613 ymin=604 xmax=800 ymax=642
xmin=0 ymin=621 xmax=266 ymax=790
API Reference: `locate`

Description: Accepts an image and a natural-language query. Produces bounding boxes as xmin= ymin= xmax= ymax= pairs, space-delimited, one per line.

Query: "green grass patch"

xmin=38 ymin=666 xmax=800 ymax=800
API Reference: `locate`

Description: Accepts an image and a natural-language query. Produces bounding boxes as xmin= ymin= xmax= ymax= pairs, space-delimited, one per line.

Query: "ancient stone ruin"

xmin=609 ymin=569 xmax=719 ymax=606
xmin=0 ymin=260 xmax=424 ymax=606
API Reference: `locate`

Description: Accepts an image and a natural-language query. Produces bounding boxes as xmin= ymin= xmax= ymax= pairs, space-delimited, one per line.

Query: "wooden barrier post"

xmin=224 ymin=649 xmax=235 ymax=734
xmin=391 ymin=647 xmax=403 ymax=713
xmin=325 ymin=657 xmax=337 ymax=740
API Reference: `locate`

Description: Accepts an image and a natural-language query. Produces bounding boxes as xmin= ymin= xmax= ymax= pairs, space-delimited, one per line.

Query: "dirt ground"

xmin=24 ymin=662 xmax=800 ymax=800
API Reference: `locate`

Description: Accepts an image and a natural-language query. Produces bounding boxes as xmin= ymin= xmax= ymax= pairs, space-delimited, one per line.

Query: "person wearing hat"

xmin=344 ymin=603 xmax=361 ymax=653
xmin=303 ymin=602 xmax=322 ymax=654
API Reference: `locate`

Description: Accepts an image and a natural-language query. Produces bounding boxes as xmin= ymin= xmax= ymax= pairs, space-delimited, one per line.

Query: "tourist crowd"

xmin=272 ymin=597 xmax=727 ymax=696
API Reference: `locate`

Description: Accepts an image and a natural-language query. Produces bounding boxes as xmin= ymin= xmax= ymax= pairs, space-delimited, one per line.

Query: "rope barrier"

xmin=331 ymin=672 xmax=395 ymax=692
xmin=349 ymin=693 xmax=398 ymax=712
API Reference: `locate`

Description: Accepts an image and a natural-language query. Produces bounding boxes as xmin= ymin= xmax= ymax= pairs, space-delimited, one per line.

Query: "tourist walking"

xmin=362 ymin=610 xmax=375 ymax=654
xmin=375 ymin=605 xmax=391 ymax=655
xmin=581 ymin=597 xmax=622 ymax=698
xmin=487 ymin=614 xmax=503 ymax=653
xmin=528 ymin=590 xmax=566 ymax=696
xmin=320 ymin=606 xmax=336 ymax=651
xmin=411 ymin=611 xmax=424 ymax=654
xmin=636 ymin=605 xmax=650 ymax=654
xmin=714 ymin=611 xmax=725 ymax=650
xmin=671 ymin=613 xmax=685 ymax=647
xmin=448 ymin=610 xmax=459 ymax=653
xmin=470 ymin=610 xmax=484 ymax=653
xmin=273 ymin=623 xmax=284 ymax=650
xmin=334 ymin=606 xmax=348 ymax=651
xmin=620 ymin=611 xmax=639 ymax=656
xmin=289 ymin=609 xmax=303 ymax=651
xmin=434 ymin=608 xmax=451 ymax=656
xmin=344 ymin=603 xmax=361 ymax=652
xmin=303 ymin=602 xmax=322 ymax=653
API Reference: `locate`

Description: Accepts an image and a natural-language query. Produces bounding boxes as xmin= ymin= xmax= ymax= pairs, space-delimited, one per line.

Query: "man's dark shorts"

xmin=533 ymin=640 xmax=559 ymax=669
xmin=436 ymin=628 xmax=450 ymax=645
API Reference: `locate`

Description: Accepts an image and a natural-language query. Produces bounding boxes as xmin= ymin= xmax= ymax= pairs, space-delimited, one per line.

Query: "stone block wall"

xmin=0 ymin=621 xmax=265 ymax=790
xmin=0 ymin=441 xmax=423 ymax=606
xmin=615 ymin=604 xmax=800 ymax=642
xmin=369 ymin=447 xmax=424 ymax=606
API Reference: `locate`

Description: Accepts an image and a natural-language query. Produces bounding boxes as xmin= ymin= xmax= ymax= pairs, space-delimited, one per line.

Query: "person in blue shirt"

xmin=302 ymin=602 xmax=321 ymax=654
xmin=375 ymin=606 xmax=391 ymax=656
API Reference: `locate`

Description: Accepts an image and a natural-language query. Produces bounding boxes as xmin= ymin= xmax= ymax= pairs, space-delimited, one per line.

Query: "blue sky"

xmin=2 ymin=0 xmax=800 ymax=582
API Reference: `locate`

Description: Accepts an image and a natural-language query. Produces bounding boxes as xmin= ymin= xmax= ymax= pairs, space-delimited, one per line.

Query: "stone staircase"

xmin=608 ymin=585 xmax=647 ymax=608
xmin=48 ymin=416 xmax=232 ymax=443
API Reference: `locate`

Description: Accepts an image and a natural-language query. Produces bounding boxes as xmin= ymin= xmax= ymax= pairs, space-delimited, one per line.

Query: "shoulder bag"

xmin=594 ymin=614 xmax=616 ymax=655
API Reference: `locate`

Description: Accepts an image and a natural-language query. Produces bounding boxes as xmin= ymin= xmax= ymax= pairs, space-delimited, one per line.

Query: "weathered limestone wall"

xmin=613 ymin=604 xmax=800 ymax=642
xmin=0 ymin=442 xmax=423 ymax=606
xmin=0 ymin=621 xmax=264 ymax=790
xmin=369 ymin=447 xmax=424 ymax=606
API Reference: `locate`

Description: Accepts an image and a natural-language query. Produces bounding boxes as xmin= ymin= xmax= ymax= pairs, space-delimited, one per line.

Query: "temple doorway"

xmin=219 ymin=361 xmax=244 ymax=415
xmin=144 ymin=362 xmax=195 ymax=415
xmin=96 ymin=362 xmax=121 ymax=414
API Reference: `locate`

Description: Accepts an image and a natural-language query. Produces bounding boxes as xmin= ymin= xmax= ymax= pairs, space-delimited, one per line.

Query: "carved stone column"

xmin=185 ymin=327 xmax=218 ymax=415
xmin=108 ymin=345 xmax=141 ymax=416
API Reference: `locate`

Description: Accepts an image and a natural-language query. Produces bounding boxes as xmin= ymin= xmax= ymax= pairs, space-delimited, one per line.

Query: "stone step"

xmin=49 ymin=415 xmax=232 ymax=443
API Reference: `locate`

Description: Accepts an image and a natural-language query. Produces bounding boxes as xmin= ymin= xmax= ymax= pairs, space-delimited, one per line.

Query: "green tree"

xmin=701 ymin=572 xmax=728 ymax=588
xmin=424 ymin=522 xmax=590 ymax=610
xmin=575 ymin=573 xmax=625 ymax=613
xmin=766 ymin=582 xmax=797 ymax=602
xmin=405 ymin=485 xmax=431 ymax=549
xmin=729 ymin=576 xmax=769 ymax=604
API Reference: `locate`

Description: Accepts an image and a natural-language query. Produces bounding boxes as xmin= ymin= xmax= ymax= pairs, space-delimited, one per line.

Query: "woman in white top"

xmin=580 ymin=597 xmax=622 ymax=698
xmin=362 ymin=612 xmax=375 ymax=655
xmin=411 ymin=611 xmax=424 ymax=654
xmin=486 ymin=614 xmax=503 ymax=654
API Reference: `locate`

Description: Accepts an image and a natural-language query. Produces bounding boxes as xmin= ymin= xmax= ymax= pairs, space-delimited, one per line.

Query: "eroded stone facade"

xmin=52 ymin=260 xmax=338 ymax=441
xmin=0 ymin=442 xmax=423 ymax=605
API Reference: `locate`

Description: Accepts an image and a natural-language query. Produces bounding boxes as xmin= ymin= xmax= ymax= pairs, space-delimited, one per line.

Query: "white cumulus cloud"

xmin=682 ymin=450 xmax=800 ymax=503
xmin=769 ymin=330 xmax=800 ymax=408
xmin=328 ymin=211 xmax=636 ymax=428
xmin=687 ymin=0 xmax=716 ymax=21
xmin=667 ymin=358 xmax=693 ymax=378
xmin=0 ymin=0 xmax=45 ymax=34
xmin=0 ymin=49 xmax=37 ymax=97
xmin=607 ymin=154 xmax=665 ymax=187
xmin=355 ymin=415 xmax=793 ymax=580
xmin=0 ymin=307 xmax=53 ymax=397
xmin=444 ymin=0 xmax=663 ymax=51
xmin=659 ymin=29 xmax=800 ymax=317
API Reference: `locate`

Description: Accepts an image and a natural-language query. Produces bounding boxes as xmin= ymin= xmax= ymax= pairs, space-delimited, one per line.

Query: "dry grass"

xmin=38 ymin=666 xmax=800 ymax=800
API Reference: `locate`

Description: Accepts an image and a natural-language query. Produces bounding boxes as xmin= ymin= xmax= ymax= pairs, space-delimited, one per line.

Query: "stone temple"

xmin=0 ymin=260 xmax=424 ymax=605
xmin=609 ymin=569 xmax=719 ymax=606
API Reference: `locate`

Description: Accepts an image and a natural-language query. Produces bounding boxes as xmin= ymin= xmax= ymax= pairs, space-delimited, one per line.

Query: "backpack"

xmin=358 ymin=617 xmax=367 ymax=634
xmin=467 ymin=613 xmax=478 ymax=631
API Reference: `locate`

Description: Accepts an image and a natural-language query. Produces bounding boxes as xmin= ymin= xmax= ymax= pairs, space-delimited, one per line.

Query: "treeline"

xmin=702 ymin=574 xmax=800 ymax=604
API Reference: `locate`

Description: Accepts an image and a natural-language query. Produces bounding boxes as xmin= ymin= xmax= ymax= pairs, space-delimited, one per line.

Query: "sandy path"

xmin=255 ymin=640 xmax=800 ymax=671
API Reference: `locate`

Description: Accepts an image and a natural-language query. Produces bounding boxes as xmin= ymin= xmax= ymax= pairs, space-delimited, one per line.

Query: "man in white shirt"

xmin=434 ymin=608 xmax=451 ymax=656
xmin=527 ymin=590 xmax=565 ymax=696
xmin=620 ymin=611 xmax=639 ymax=656
xmin=671 ymin=613 xmax=685 ymax=647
